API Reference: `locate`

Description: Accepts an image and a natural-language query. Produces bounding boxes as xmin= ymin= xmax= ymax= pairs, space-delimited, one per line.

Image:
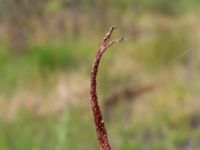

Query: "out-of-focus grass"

xmin=0 ymin=84 xmax=200 ymax=150
xmin=0 ymin=108 xmax=97 ymax=150
xmin=0 ymin=37 xmax=199 ymax=149
xmin=26 ymin=41 xmax=94 ymax=71
xmin=0 ymin=12 xmax=200 ymax=150
xmin=134 ymin=29 xmax=189 ymax=71
xmin=0 ymin=41 xmax=94 ymax=94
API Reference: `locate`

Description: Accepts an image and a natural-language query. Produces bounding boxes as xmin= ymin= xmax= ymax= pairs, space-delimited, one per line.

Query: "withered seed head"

xmin=90 ymin=27 xmax=123 ymax=150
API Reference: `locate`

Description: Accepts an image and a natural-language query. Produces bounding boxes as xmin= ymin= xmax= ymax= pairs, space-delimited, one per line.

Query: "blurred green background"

xmin=0 ymin=0 xmax=200 ymax=149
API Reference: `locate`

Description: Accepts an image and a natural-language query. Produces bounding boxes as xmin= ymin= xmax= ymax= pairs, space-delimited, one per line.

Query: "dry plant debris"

xmin=90 ymin=27 xmax=123 ymax=150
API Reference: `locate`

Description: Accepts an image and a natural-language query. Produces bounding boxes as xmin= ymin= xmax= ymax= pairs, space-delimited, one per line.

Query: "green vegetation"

xmin=0 ymin=41 xmax=94 ymax=93
xmin=0 ymin=0 xmax=200 ymax=149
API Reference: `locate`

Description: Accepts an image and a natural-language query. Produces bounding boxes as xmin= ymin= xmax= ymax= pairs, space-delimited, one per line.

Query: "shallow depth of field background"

xmin=0 ymin=0 xmax=200 ymax=149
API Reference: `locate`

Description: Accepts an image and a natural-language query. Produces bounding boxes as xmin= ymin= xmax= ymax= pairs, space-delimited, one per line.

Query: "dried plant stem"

xmin=90 ymin=27 xmax=123 ymax=150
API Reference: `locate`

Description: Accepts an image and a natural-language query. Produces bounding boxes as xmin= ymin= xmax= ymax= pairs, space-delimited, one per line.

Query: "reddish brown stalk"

xmin=90 ymin=27 xmax=123 ymax=150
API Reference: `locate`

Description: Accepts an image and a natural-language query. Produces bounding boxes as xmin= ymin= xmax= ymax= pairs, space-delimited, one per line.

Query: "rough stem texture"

xmin=90 ymin=27 xmax=123 ymax=150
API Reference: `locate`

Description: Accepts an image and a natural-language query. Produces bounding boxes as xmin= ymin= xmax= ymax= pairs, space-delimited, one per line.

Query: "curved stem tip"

xmin=90 ymin=27 xmax=123 ymax=150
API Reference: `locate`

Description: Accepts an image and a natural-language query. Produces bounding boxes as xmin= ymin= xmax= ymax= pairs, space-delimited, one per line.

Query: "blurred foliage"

xmin=133 ymin=0 xmax=183 ymax=15
xmin=0 ymin=0 xmax=199 ymax=150
xmin=1 ymin=96 xmax=200 ymax=150
xmin=135 ymin=30 xmax=189 ymax=69
xmin=0 ymin=41 xmax=93 ymax=93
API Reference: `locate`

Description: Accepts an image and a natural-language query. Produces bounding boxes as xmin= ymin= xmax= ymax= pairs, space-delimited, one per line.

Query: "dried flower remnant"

xmin=90 ymin=27 xmax=123 ymax=150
